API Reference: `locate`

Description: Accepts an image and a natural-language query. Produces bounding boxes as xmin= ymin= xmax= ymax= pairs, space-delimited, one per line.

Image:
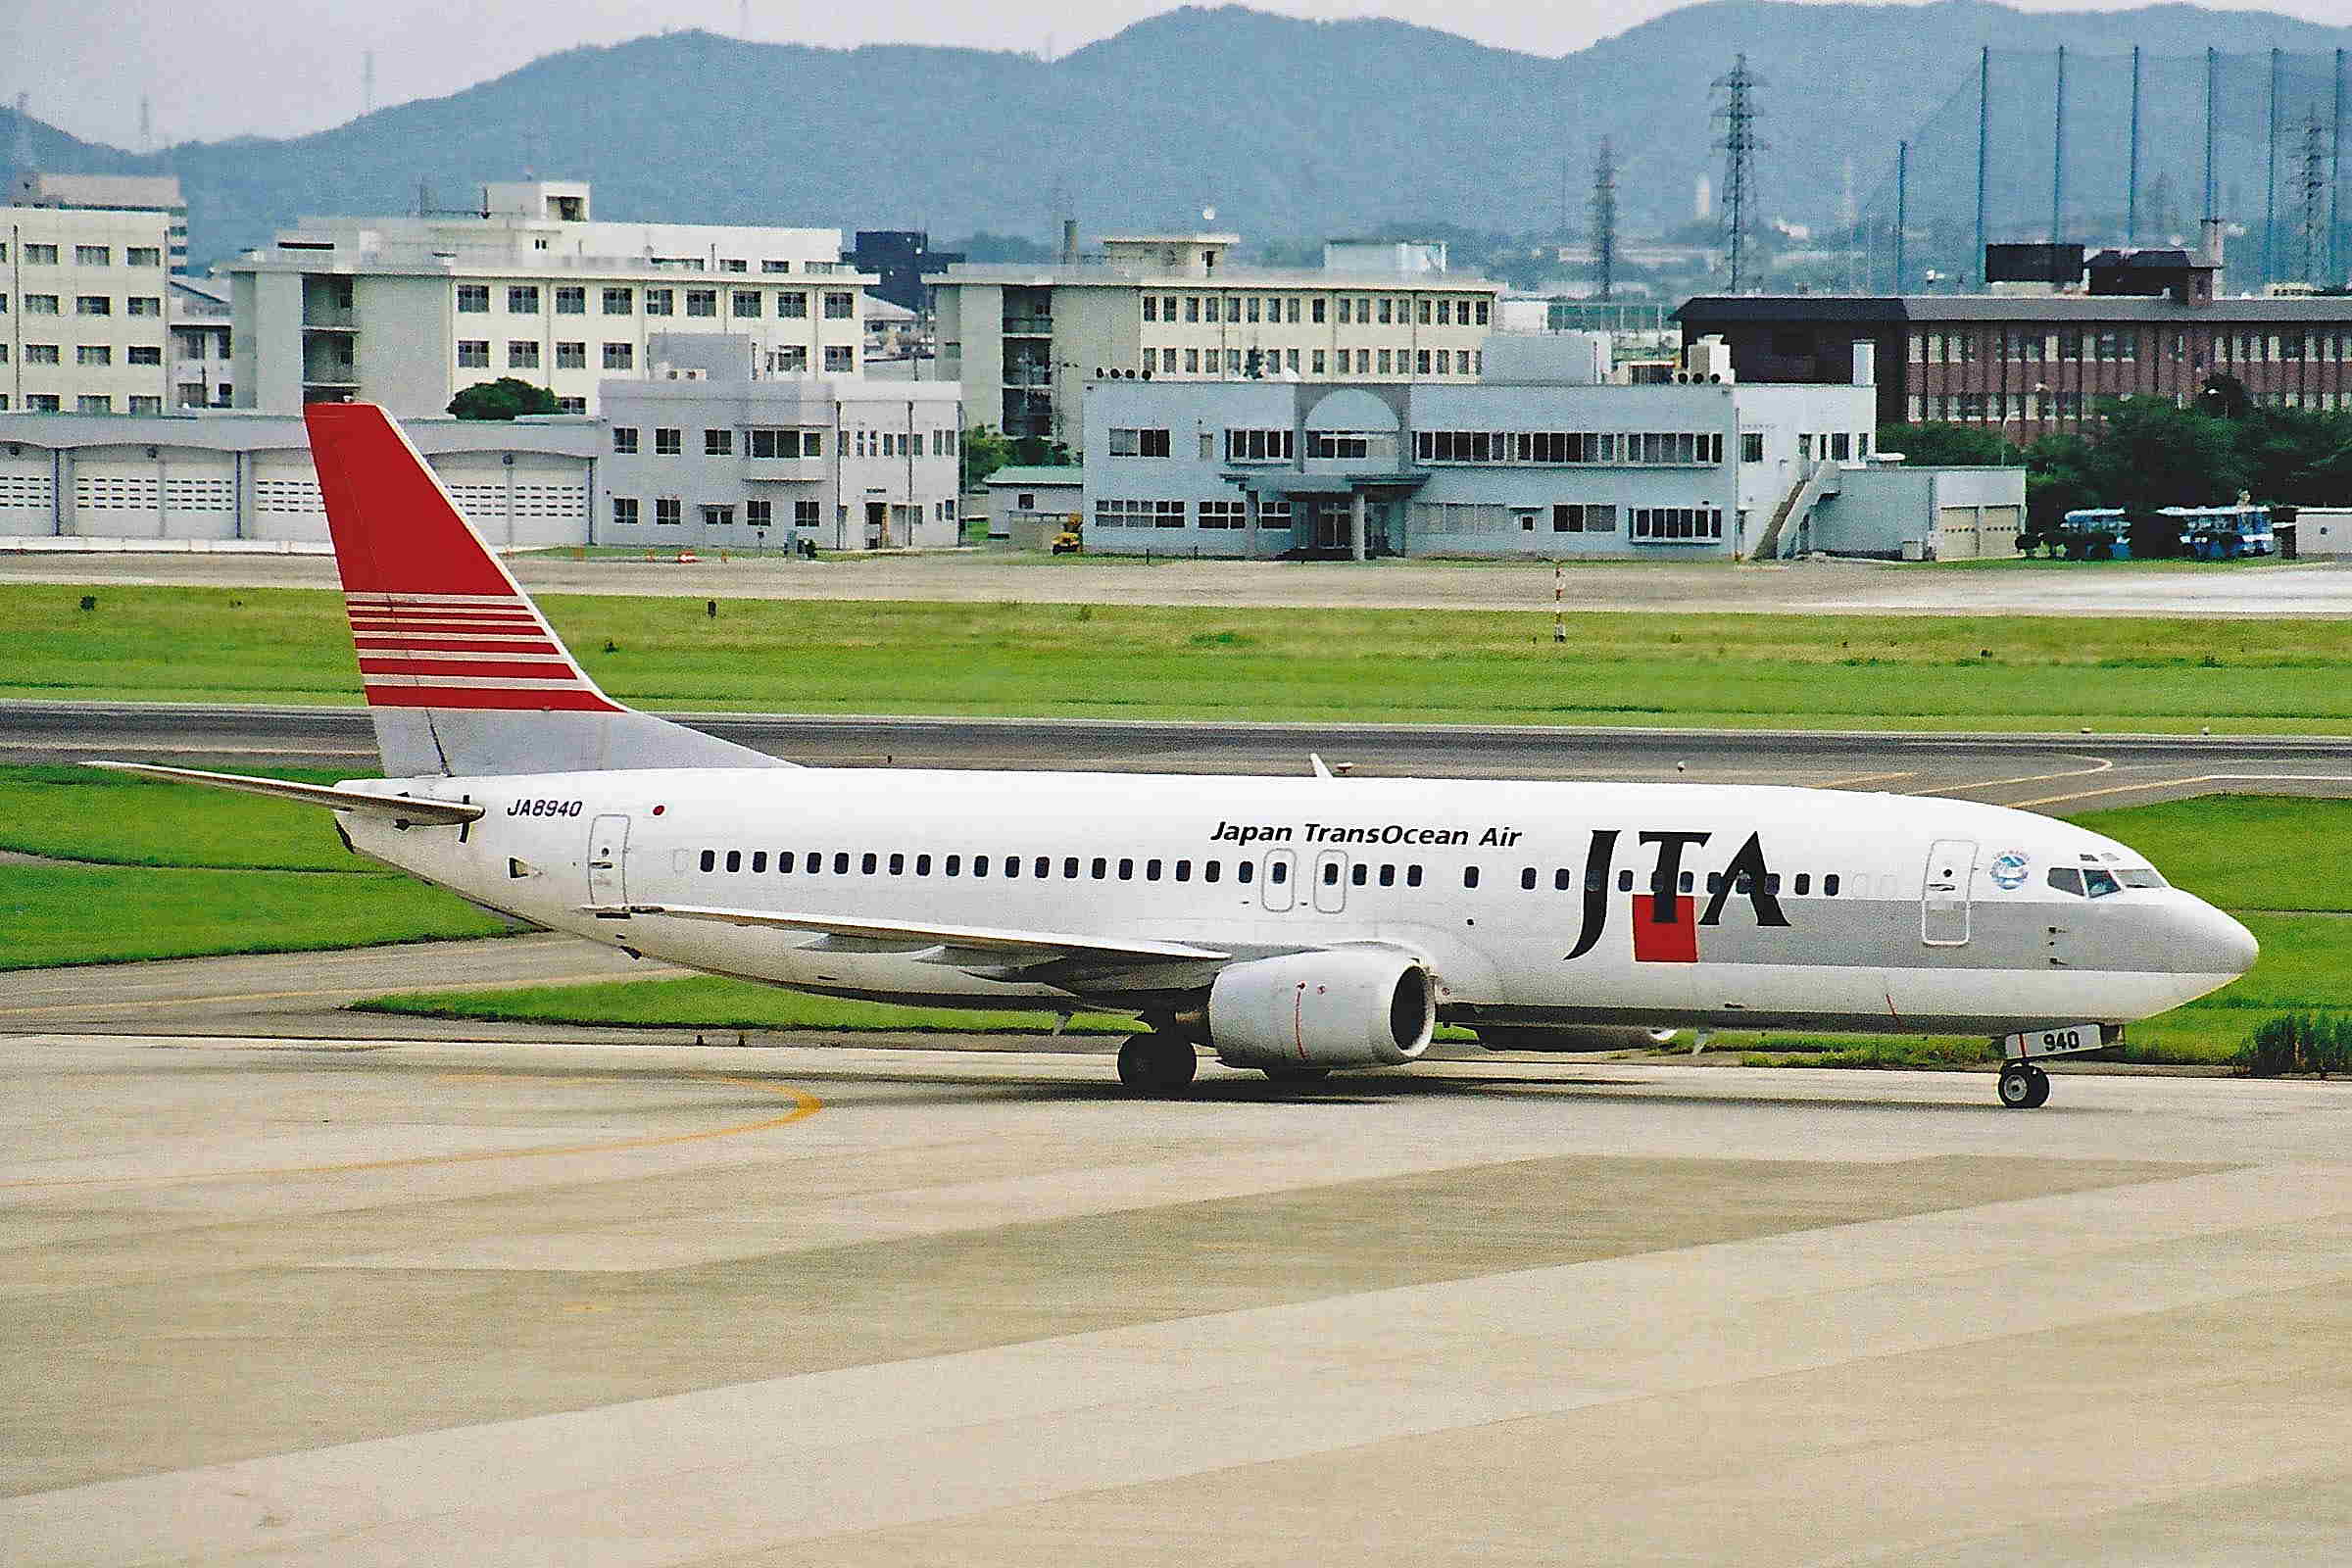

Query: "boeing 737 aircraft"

xmin=99 ymin=403 xmax=2258 ymax=1105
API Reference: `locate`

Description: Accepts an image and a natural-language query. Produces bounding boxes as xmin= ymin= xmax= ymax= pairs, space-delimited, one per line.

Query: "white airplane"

xmin=99 ymin=403 xmax=2258 ymax=1107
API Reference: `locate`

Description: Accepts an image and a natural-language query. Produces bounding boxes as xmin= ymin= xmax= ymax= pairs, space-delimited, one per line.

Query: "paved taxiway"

xmin=10 ymin=701 xmax=2352 ymax=812
xmin=8 ymin=548 xmax=2352 ymax=617
xmin=4 ymin=1033 xmax=2349 ymax=1565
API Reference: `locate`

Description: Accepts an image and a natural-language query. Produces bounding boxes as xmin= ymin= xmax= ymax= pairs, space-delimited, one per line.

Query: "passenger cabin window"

xmin=700 ymin=850 xmax=715 ymax=872
xmin=1824 ymin=874 xmax=1840 ymax=896
xmin=725 ymin=851 xmax=742 ymax=873
xmin=1271 ymin=861 xmax=1290 ymax=884
xmin=1463 ymin=866 xmax=1480 ymax=889
xmin=1236 ymin=861 xmax=1253 ymax=884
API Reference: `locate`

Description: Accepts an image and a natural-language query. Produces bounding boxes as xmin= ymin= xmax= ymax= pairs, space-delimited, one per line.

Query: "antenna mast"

xmin=1590 ymin=137 xmax=1617 ymax=303
xmin=1712 ymin=55 xmax=1764 ymax=292
xmin=2298 ymin=112 xmax=2328 ymax=286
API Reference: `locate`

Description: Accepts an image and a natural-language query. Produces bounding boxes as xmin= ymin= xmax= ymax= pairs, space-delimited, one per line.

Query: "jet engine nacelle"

xmin=1206 ymin=949 xmax=1436 ymax=1070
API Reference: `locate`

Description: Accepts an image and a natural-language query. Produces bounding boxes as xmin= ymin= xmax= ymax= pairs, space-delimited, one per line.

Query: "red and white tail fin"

xmin=305 ymin=402 xmax=788 ymax=778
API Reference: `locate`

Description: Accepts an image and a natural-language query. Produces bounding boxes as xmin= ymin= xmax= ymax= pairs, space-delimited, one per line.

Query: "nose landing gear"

xmin=1997 ymin=1060 xmax=2051 ymax=1109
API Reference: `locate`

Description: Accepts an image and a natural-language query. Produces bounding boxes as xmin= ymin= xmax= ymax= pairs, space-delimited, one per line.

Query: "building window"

xmin=76 ymin=296 xmax=111 ymax=316
xmin=603 ymin=287 xmax=633 ymax=315
xmin=76 ymin=345 xmax=112 ymax=366
xmin=706 ymin=428 xmax=733 ymax=456
xmin=644 ymin=288 xmax=674 ymax=317
xmin=1629 ymin=507 xmax=1725 ymax=543
xmin=795 ymin=500 xmax=821 ymax=526
xmin=1225 ymin=428 xmax=1294 ymax=462
xmin=75 ymin=245 xmax=111 ymax=266
xmin=1095 ymin=498 xmax=1186 ymax=528
xmin=1143 ymin=295 xmax=1157 ymax=322
xmin=77 ymin=395 xmax=113 ymax=413
xmin=126 ymin=296 xmax=161 ymax=317
xmin=745 ymin=499 xmax=772 ymax=527
xmin=551 ymin=285 xmax=585 ymax=316
xmin=612 ymin=497 xmax=639 ymax=526
xmin=1311 ymin=349 xmax=1326 ymax=375
xmin=824 ymin=291 xmax=855 ymax=318
xmin=126 ymin=247 xmax=161 ymax=268
xmin=684 ymin=289 xmax=717 ymax=318
xmin=603 ymin=341 xmax=633 ymax=369
xmin=24 ymin=294 xmax=58 ymax=315
xmin=458 ymin=340 xmax=490 ymax=368
xmin=1552 ymin=504 xmax=1617 ymax=533
xmin=1198 ymin=500 xmax=1247 ymax=529
xmin=1184 ymin=296 xmax=1200 ymax=322
xmin=1108 ymin=427 xmax=1170 ymax=457
xmin=23 ymin=243 xmax=57 ymax=264
xmin=701 ymin=505 xmax=735 ymax=527
xmin=733 ymin=290 xmax=761 ymax=318
xmin=457 ymin=284 xmax=489 ymax=313
xmin=506 ymin=285 xmax=539 ymax=314
xmin=26 ymin=394 xmax=59 ymax=410
xmin=612 ymin=426 xmax=639 ymax=454
xmin=655 ymin=498 xmax=682 ymax=525
xmin=24 ymin=344 xmax=60 ymax=364
xmin=776 ymin=291 xmax=808 ymax=318
xmin=771 ymin=345 xmax=808 ymax=372
xmin=556 ymin=397 xmax=585 ymax=415
xmin=655 ymin=426 xmax=682 ymax=455
xmin=761 ymin=260 xmax=791 ymax=273
xmin=555 ymin=341 xmax=586 ymax=368
xmin=823 ymin=345 xmax=853 ymax=371
xmin=508 ymin=340 xmax=539 ymax=368
xmin=128 ymin=395 xmax=162 ymax=415
xmin=127 ymin=344 xmax=162 ymax=365
xmin=1740 ymin=431 xmax=1765 ymax=463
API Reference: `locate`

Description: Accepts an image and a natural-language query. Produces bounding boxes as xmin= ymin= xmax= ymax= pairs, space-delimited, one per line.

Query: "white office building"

xmin=1 ymin=198 xmax=175 ymax=416
xmin=12 ymin=172 xmax=189 ymax=274
xmin=1075 ymin=333 xmax=1886 ymax=560
xmin=935 ymin=233 xmax=1501 ymax=448
xmin=224 ymin=181 xmax=874 ymax=417
xmin=597 ymin=335 xmax=961 ymax=552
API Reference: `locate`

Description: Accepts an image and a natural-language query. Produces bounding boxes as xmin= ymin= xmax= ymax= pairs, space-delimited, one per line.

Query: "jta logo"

xmin=1562 ymin=828 xmax=1789 ymax=966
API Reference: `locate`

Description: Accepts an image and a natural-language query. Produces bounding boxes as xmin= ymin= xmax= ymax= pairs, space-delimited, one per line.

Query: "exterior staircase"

xmin=1749 ymin=459 xmax=1842 ymax=561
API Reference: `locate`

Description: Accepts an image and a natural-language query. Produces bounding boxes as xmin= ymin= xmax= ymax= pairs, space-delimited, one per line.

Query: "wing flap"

xmin=86 ymin=761 xmax=485 ymax=826
xmin=597 ymin=903 xmax=1230 ymax=964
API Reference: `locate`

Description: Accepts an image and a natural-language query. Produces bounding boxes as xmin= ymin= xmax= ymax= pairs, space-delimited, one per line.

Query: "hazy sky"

xmin=8 ymin=0 xmax=2346 ymax=149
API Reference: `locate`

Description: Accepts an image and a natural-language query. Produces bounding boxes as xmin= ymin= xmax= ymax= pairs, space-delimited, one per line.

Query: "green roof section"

xmin=983 ymin=466 xmax=1084 ymax=487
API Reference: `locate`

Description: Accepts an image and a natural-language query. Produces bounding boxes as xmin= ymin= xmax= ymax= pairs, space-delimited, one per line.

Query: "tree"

xmin=448 ymin=378 xmax=559 ymax=420
xmin=958 ymin=424 xmax=1016 ymax=492
xmin=2077 ymin=397 xmax=2247 ymax=514
xmin=2194 ymin=372 xmax=2253 ymax=421
xmin=1877 ymin=422 xmax=2010 ymax=466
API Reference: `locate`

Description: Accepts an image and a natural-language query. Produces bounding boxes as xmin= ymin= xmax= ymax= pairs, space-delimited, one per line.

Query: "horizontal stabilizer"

xmin=591 ymin=903 xmax=1230 ymax=964
xmin=86 ymin=761 xmax=485 ymax=826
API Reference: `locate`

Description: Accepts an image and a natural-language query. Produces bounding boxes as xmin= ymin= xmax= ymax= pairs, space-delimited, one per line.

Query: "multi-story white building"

xmin=170 ymin=277 xmax=234 ymax=409
xmin=0 ymin=197 xmax=174 ymax=416
xmin=224 ymin=181 xmax=874 ymax=417
xmin=935 ymin=233 xmax=1501 ymax=446
xmin=598 ymin=335 xmax=961 ymax=552
xmin=12 ymin=172 xmax=189 ymax=274
xmin=1075 ymin=333 xmax=1893 ymax=560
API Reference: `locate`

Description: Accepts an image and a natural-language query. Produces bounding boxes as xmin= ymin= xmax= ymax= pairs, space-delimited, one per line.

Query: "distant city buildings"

xmin=223 ymin=181 xmax=875 ymax=417
xmin=934 ymin=233 xmax=1503 ymax=447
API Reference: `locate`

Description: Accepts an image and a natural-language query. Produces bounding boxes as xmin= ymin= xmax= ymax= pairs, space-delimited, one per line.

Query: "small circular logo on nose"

xmin=1989 ymin=851 xmax=2031 ymax=891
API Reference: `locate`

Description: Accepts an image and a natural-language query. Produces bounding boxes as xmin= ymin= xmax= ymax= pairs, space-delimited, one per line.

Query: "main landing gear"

xmin=1116 ymin=1031 xmax=1198 ymax=1096
xmin=1997 ymin=1060 xmax=2051 ymax=1109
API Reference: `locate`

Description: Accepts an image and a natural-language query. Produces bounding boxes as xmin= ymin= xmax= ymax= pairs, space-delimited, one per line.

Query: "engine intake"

xmin=1207 ymin=949 xmax=1436 ymax=1070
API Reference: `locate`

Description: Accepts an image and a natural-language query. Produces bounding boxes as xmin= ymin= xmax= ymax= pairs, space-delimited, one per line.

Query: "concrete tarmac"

xmin=3 ymin=1033 xmax=2348 ymax=1565
xmin=7 ymin=548 xmax=2352 ymax=616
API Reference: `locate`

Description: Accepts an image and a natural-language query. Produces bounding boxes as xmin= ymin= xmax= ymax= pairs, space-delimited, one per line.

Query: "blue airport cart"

xmin=2160 ymin=504 xmax=2275 ymax=561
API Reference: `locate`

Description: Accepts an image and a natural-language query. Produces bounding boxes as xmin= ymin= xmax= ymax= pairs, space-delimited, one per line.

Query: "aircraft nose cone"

xmin=2197 ymin=903 xmax=2259 ymax=978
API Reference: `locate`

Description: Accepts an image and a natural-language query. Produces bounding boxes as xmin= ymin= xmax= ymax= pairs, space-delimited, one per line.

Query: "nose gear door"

xmin=1922 ymin=838 xmax=1976 ymax=946
xmin=586 ymin=813 xmax=630 ymax=906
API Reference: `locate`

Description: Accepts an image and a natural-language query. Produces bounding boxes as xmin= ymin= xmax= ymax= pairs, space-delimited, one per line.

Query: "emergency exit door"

xmin=1921 ymin=838 xmax=1976 ymax=946
xmin=587 ymin=814 xmax=630 ymax=906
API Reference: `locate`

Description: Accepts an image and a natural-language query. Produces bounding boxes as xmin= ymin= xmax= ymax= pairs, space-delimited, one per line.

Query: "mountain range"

xmin=10 ymin=2 xmax=2352 ymax=270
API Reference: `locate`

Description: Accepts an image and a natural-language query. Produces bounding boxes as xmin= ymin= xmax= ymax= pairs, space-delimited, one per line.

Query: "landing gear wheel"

xmin=1261 ymin=1066 xmax=1332 ymax=1085
xmin=1117 ymin=1033 xmax=1198 ymax=1096
xmin=1998 ymin=1061 xmax=2050 ymax=1109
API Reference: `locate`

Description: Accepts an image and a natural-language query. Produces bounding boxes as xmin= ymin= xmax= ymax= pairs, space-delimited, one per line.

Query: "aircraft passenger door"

xmin=587 ymin=813 xmax=631 ymax=906
xmin=1921 ymin=838 xmax=1976 ymax=947
xmin=1260 ymin=849 xmax=1297 ymax=912
xmin=1311 ymin=850 xmax=1348 ymax=913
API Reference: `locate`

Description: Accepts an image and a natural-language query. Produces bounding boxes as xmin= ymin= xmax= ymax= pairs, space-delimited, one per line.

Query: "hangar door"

xmin=1978 ymin=505 xmax=2022 ymax=558
xmin=1936 ymin=506 xmax=1984 ymax=560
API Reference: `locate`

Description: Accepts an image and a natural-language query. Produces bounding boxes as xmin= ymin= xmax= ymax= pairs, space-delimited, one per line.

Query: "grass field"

xmin=0 ymin=764 xmax=511 ymax=969
xmin=13 ymin=582 xmax=2352 ymax=731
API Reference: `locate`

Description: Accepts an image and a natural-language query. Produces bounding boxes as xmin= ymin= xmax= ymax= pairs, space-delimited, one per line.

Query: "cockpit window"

xmin=2047 ymin=867 xmax=2083 ymax=896
xmin=2082 ymin=867 xmax=2122 ymax=898
xmin=2115 ymin=866 xmax=2167 ymax=888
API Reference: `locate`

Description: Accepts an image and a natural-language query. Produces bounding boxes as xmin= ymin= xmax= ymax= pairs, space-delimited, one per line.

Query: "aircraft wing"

xmin=595 ymin=902 xmax=1232 ymax=972
xmin=86 ymin=761 xmax=486 ymax=826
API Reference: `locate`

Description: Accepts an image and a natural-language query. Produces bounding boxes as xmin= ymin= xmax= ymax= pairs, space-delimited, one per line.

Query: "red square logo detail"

xmin=1631 ymin=895 xmax=1699 ymax=963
